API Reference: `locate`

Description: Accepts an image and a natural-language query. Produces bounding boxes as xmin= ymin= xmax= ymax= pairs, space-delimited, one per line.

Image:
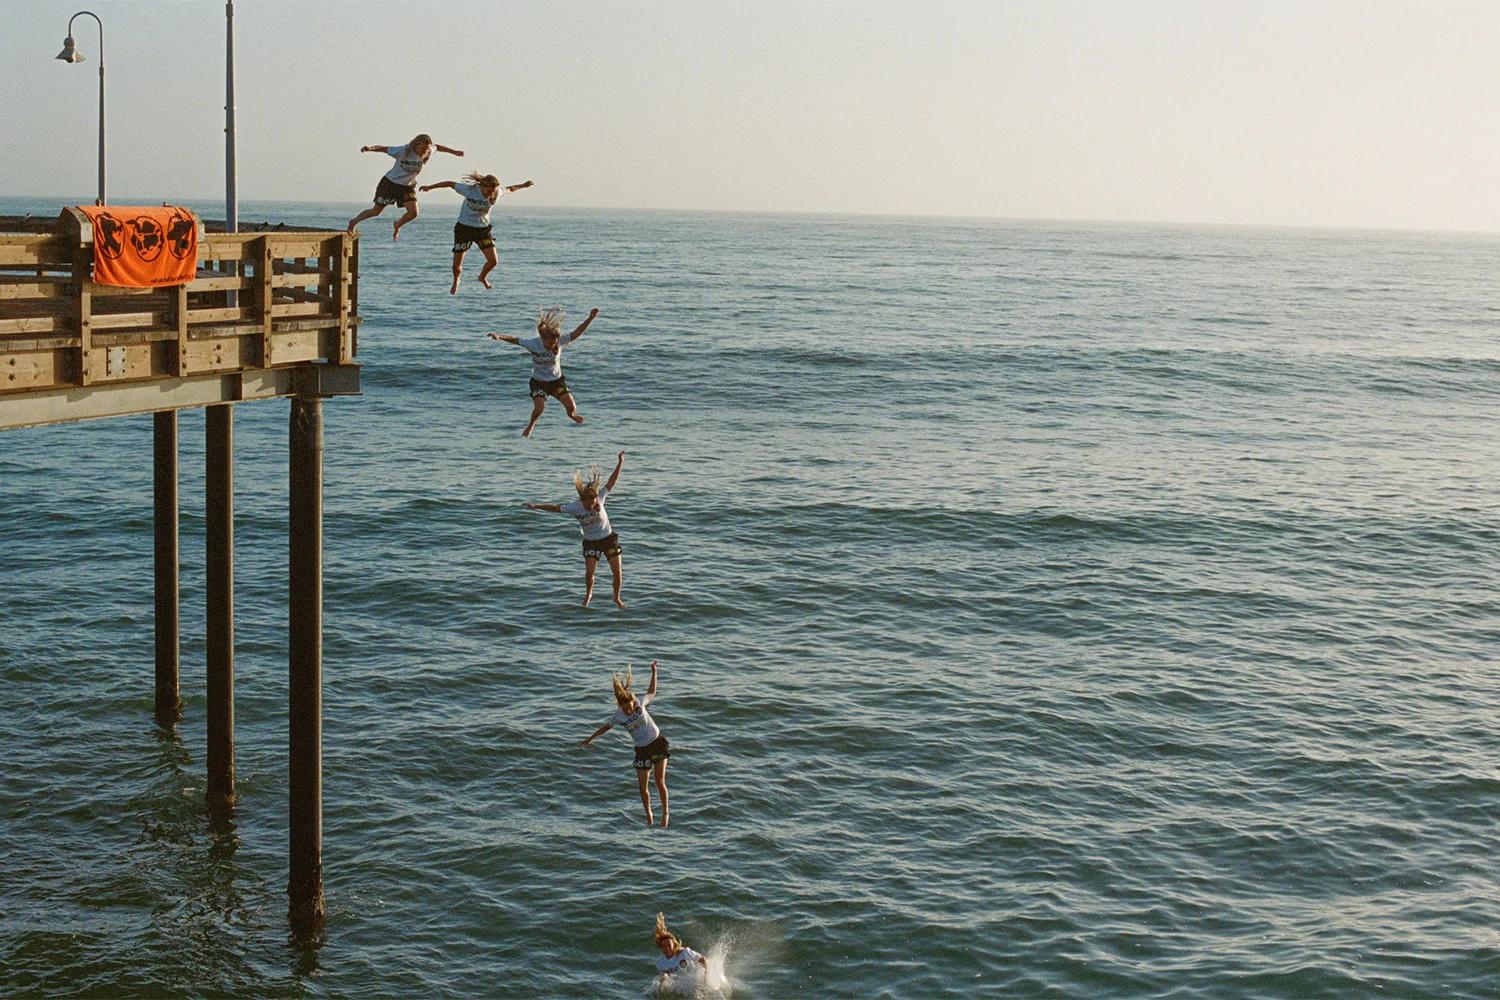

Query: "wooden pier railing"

xmin=0 ymin=209 xmax=359 ymax=427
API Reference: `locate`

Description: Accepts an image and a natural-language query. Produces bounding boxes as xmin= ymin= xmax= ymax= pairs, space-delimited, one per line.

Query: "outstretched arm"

xmin=505 ymin=180 xmax=534 ymax=194
xmin=359 ymin=144 xmax=394 ymax=153
xmin=605 ymin=450 xmax=625 ymax=492
xmin=435 ymin=143 xmax=465 ymax=156
xmin=487 ymin=333 xmax=520 ymax=344
xmin=568 ymin=308 xmax=600 ymax=343
xmin=646 ymin=660 xmax=659 ymax=697
xmin=523 ymin=502 xmax=563 ymax=513
xmin=581 ymin=723 xmax=612 ymax=747
xmin=419 ymin=180 xmax=457 ymax=193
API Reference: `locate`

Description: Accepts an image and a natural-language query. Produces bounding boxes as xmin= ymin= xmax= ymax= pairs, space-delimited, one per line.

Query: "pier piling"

xmin=205 ymin=404 xmax=236 ymax=812
xmin=287 ymin=393 xmax=324 ymax=933
xmin=152 ymin=411 xmax=181 ymax=725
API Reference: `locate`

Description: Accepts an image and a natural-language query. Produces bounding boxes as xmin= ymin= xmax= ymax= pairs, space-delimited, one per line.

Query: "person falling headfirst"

xmin=523 ymin=450 xmax=626 ymax=608
xmin=421 ymin=172 xmax=533 ymax=293
xmin=346 ymin=133 xmax=464 ymax=239
xmin=581 ymin=661 xmax=675 ymax=826
xmin=487 ymin=306 xmax=599 ymax=437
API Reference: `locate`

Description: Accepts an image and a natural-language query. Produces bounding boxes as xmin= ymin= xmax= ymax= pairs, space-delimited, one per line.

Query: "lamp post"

xmin=56 ymin=10 xmax=106 ymax=205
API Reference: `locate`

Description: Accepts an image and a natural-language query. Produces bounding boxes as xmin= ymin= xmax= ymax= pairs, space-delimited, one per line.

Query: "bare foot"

xmin=660 ymin=810 xmax=669 ymax=828
xmin=613 ymin=596 xmax=627 ymax=610
xmin=345 ymin=220 xmax=358 ymax=234
xmin=521 ymin=425 xmax=534 ymax=438
xmin=569 ymin=413 xmax=585 ymax=425
xmin=392 ymin=223 xmax=401 ymax=241
xmin=644 ymin=811 xmax=654 ymax=826
xmin=449 ymin=277 xmax=460 ymax=295
xmin=479 ymin=274 xmax=493 ymax=289
xmin=582 ymin=593 xmax=594 ymax=608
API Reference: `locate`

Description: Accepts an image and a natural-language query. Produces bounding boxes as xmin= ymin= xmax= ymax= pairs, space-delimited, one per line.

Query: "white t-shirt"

xmin=560 ymin=488 xmax=613 ymax=540
xmin=609 ymin=692 xmax=659 ymax=746
xmin=383 ymin=145 xmax=430 ymax=185
xmin=518 ymin=334 xmax=567 ymax=382
xmin=454 ymin=181 xmax=502 ymax=228
xmin=657 ymin=947 xmax=704 ymax=975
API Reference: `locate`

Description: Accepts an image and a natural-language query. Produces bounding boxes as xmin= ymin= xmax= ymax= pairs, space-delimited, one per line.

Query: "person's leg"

xmin=522 ymin=395 xmax=546 ymax=438
xmin=582 ymin=554 xmax=598 ymax=607
xmin=636 ymin=768 xmax=654 ymax=825
xmin=392 ymin=199 xmax=418 ymax=240
xmin=449 ymin=250 xmax=465 ymax=295
xmin=559 ymin=391 xmax=585 ymax=426
xmin=608 ymin=552 xmax=625 ymax=609
xmin=477 ymin=245 xmax=498 ymax=288
xmin=346 ymin=203 xmax=385 ymax=233
xmin=653 ymin=758 xmax=669 ymax=828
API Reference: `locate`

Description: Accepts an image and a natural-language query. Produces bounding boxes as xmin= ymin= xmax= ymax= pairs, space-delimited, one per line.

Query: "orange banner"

xmin=78 ymin=205 xmax=198 ymax=288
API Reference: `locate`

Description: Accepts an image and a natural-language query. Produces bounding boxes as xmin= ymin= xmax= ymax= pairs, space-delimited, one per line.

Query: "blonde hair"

xmin=463 ymin=172 xmax=502 ymax=196
xmin=409 ymin=133 xmax=433 ymax=157
xmin=612 ymin=664 xmax=634 ymax=704
xmin=537 ymin=306 xmax=565 ymax=339
xmin=573 ymin=464 xmax=603 ymax=500
xmin=654 ymin=912 xmax=681 ymax=952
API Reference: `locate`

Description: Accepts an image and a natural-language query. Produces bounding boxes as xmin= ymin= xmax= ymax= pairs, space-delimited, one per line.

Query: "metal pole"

xmin=153 ymin=411 xmax=180 ymax=724
xmin=288 ymin=394 xmax=325 ymax=935
xmin=96 ymin=31 xmax=105 ymax=206
xmin=225 ymin=0 xmax=237 ymax=234
xmin=205 ymin=404 xmax=236 ymax=813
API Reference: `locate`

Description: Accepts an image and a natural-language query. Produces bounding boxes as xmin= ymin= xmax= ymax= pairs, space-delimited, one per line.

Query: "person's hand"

xmin=617 ymin=450 xmax=626 ymax=462
xmin=453 ymin=149 xmax=465 ymax=157
xmin=419 ymin=185 xmax=431 ymax=192
xmin=588 ymin=308 xmax=600 ymax=320
xmin=486 ymin=332 xmax=501 ymax=340
xmin=522 ymin=180 xmax=534 ymax=188
xmin=523 ymin=502 xmax=538 ymax=510
xmin=579 ymin=738 xmax=591 ymax=747
xmin=650 ymin=659 xmax=659 ymax=671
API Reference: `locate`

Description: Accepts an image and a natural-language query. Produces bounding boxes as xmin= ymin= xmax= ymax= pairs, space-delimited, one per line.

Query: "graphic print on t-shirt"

xmin=453 ymin=182 xmax=501 ymax=228
xmin=383 ymin=145 xmax=429 ymax=185
xmin=560 ymin=488 xmax=612 ymax=540
xmin=518 ymin=335 xmax=564 ymax=381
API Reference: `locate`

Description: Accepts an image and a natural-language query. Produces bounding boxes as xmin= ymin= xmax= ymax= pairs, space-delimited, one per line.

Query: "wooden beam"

xmin=335 ymin=235 xmax=353 ymax=363
xmin=75 ymin=248 xmax=92 ymax=386
xmin=174 ymin=285 xmax=190 ymax=376
xmin=0 ymin=363 xmax=361 ymax=431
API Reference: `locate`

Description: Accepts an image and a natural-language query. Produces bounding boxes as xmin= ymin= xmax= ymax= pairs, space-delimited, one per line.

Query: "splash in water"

xmin=649 ymin=939 xmax=732 ymax=997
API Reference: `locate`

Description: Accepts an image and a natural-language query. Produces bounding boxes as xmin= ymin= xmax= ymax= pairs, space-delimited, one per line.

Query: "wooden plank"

xmin=89 ymin=342 xmax=159 ymax=382
xmin=0 ymin=347 xmax=65 ymax=393
xmin=0 ymin=276 xmax=71 ymax=300
xmin=183 ymin=335 xmax=253 ymax=373
xmin=349 ymin=236 xmax=359 ymax=357
xmin=272 ymin=330 xmax=321 ymax=364
xmin=188 ymin=306 xmax=254 ymax=324
xmin=0 ymin=241 xmax=74 ymax=267
xmin=271 ymin=270 xmax=328 ymax=288
xmin=91 ymin=284 xmax=167 ymax=298
xmin=197 ymin=239 xmax=251 ymax=263
xmin=271 ymin=302 xmax=330 ymax=318
xmin=175 ymin=284 xmax=190 ymax=376
xmin=189 ymin=274 xmax=255 ymax=293
xmin=91 ymin=311 xmax=164 ymax=331
xmin=0 ymin=315 xmax=62 ymax=335
xmin=259 ymin=236 xmax=275 ymax=368
xmin=266 ymin=237 xmax=335 ymax=259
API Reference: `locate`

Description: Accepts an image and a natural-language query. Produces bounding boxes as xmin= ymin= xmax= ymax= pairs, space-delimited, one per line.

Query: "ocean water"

xmin=1 ymin=196 xmax=1498 ymax=998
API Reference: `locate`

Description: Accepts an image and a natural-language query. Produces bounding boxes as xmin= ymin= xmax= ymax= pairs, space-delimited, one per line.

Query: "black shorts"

xmin=529 ymin=376 xmax=571 ymax=400
xmin=582 ymin=532 xmax=621 ymax=561
xmin=374 ymin=176 xmax=416 ymax=206
xmin=452 ymin=222 xmax=494 ymax=253
xmin=632 ymin=735 xmax=670 ymax=771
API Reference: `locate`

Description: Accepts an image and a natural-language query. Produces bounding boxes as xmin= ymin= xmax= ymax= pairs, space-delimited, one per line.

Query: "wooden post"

xmin=259 ymin=236 xmax=275 ymax=368
xmin=288 ymin=393 xmax=325 ymax=934
xmin=205 ymin=404 xmax=236 ymax=813
xmin=153 ymin=410 xmax=181 ymax=724
xmin=75 ymin=248 xmax=92 ymax=385
xmin=335 ymin=235 xmax=353 ymax=363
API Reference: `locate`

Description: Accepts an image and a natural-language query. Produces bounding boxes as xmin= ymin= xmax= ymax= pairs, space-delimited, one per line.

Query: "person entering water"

xmin=523 ymin=451 xmax=626 ymax=608
xmin=650 ymin=912 xmax=706 ymax=986
xmin=580 ymin=661 xmax=672 ymax=826
xmin=487 ymin=306 xmax=599 ymax=436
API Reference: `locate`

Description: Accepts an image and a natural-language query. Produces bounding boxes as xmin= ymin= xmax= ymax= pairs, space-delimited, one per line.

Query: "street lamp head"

xmin=56 ymin=36 xmax=85 ymax=63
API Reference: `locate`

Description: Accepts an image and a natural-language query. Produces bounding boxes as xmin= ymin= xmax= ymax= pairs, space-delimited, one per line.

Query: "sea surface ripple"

xmin=2 ymin=199 xmax=1498 ymax=997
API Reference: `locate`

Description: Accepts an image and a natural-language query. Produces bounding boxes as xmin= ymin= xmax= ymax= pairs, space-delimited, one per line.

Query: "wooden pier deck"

xmin=1 ymin=208 xmax=362 ymax=936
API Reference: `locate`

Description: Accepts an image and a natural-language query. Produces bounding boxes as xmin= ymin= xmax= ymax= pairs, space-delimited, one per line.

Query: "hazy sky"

xmin=3 ymin=0 xmax=1498 ymax=229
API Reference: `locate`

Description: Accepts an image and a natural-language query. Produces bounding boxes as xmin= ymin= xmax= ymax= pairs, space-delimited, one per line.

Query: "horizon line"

xmin=3 ymin=192 xmax=1497 ymax=239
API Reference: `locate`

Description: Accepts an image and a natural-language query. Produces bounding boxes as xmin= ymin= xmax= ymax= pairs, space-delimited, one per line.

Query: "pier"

xmin=0 ymin=208 xmax=361 ymax=935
